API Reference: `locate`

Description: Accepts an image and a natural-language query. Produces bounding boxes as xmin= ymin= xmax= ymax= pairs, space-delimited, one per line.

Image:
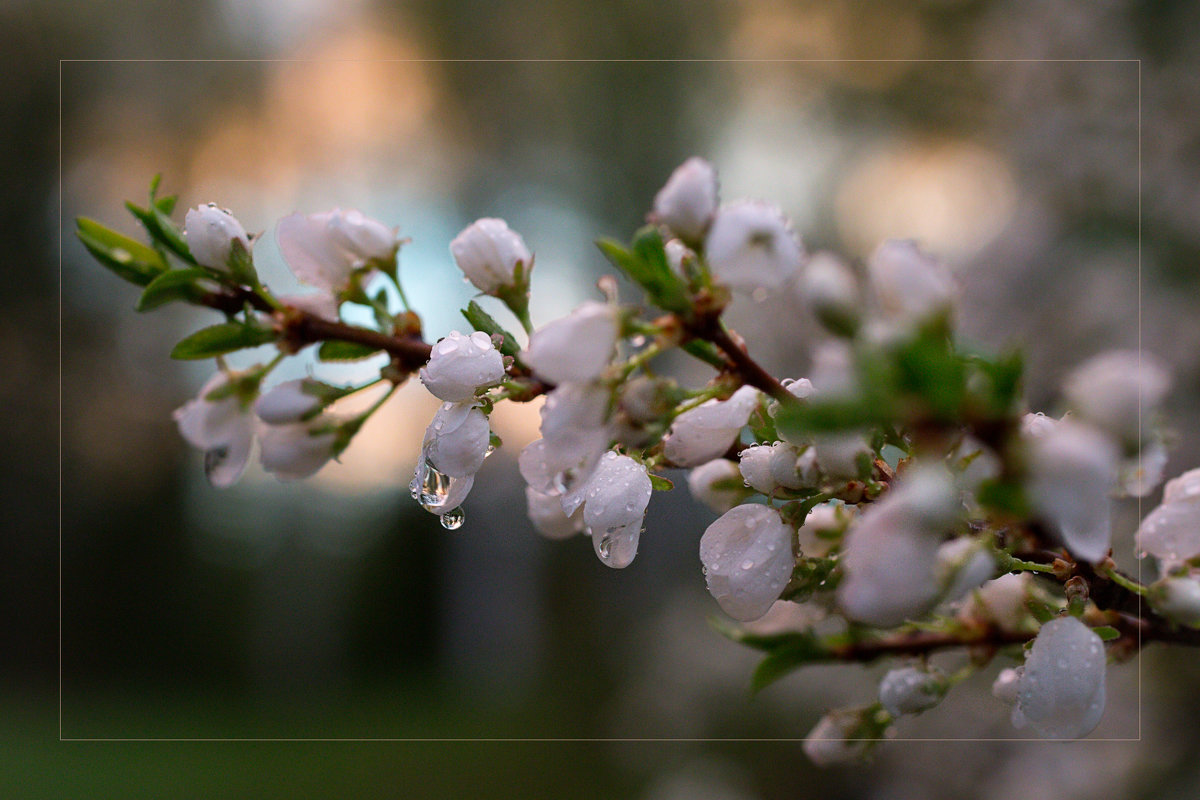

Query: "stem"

xmin=699 ymin=323 xmax=793 ymax=402
xmin=1103 ymin=566 xmax=1150 ymax=597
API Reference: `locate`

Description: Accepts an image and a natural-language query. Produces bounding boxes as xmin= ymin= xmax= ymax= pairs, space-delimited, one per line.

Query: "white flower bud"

xmin=1120 ymin=439 xmax=1167 ymax=498
xmin=687 ymin=458 xmax=747 ymax=514
xmin=811 ymin=433 xmax=872 ymax=481
xmin=276 ymin=208 xmax=398 ymax=293
xmin=796 ymin=502 xmax=849 ymax=559
xmin=422 ymin=402 xmax=490 ymax=478
xmin=992 ymin=667 xmax=1022 ymax=704
xmin=652 ymin=157 xmax=718 ymax=243
xmin=1014 ymin=616 xmax=1106 ymax=739
xmin=737 ymin=444 xmax=776 ymax=495
xmin=699 ymin=504 xmax=794 ymax=621
xmin=522 ymin=301 xmax=618 ymax=385
xmin=802 ymin=252 xmax=860 ymax=335
xmin=802 ymin=710 xmax=872 ymax=767
xmin=1020 ymin=411 xmax=1059 ymax=438
xmin=1025 ymin=421 xmax=1119 ymax=564
xmin=254 ymin=379 xmax=324 ymax=425
xmin=664 ymin=238 xmax=694 ymax=276
xmin=419 ymin=330 xmax=506 ymax=402
xmin=519 ymin=382 xmax=612 ymax=502
xmin=1150 ymin=577 xmax=1200 ymax=628
xmin=1164 ymin=467 xmax=1200 ymax=504
xmin=449 ymin=217 xmax=532 ymax=295
xmin=935 ymin=537 xmax=995 ymax=603
xmin=184 ymin=204 xmax=250 ymax=271
xmin=173 ymin=371 xmax=256 ymax=488
xmin=525 ymin=486 xmax=584 ymax=540
xmin=959 ymin=573 xmax=1032 ymax=630
xmin=837 ymin=466 xmax=958 ymax=627
xmin=879 ymin=666 xmax=945 ymax=717
xmin=664 ymin=386 xmax=760 ymax=467
xmin=1062 ymin=349 xmax=1170 ymax=445
xmin=258 ymin=418 xmax=338 ymax=480
xmin=738 ymin=442 xmax=807 ymax=494
xmin=579 ymin=452 xmax=652 ymax=569
xmin=704 ymin=200 xmax=804 ymax=292
xmin=866 ymin=239 xmax=956 ymax=325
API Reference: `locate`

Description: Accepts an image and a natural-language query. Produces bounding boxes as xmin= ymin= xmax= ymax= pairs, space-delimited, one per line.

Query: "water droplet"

xmin=440 ymin=506 xmax=465 ymax=530
xmin=740 ymin=559 xmax=755 ymax=570
xmin=630 ymin=334 xmax=647 ymax=348
xmin=598 ymin=536 xmax=613 ymax=559
xmin=751 ymin=287 xmax=769 ymax=302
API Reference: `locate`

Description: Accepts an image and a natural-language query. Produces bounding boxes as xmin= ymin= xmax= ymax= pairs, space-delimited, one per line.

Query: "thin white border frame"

xmin=58 ymin=56 xmax=1142 ymax=743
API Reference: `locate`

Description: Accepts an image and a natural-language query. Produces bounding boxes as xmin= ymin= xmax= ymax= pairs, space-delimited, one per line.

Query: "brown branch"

xmin=828 ymin=627 xmax=1034 ymax=663
xmin=685 ymin=318 xmax=794 ymax=402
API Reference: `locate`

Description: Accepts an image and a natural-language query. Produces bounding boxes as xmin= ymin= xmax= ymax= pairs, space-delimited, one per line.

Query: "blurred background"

xmin=6 ymin=0 xmax=1200 ymax=796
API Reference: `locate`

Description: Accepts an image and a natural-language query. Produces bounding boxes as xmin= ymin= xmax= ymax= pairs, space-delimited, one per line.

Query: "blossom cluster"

xmin=77 ymin=160 xmax=1197 ymax=763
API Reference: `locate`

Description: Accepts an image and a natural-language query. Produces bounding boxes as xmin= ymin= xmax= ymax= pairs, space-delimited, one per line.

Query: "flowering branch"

xmin=78 ymin=160 xmax=1200 ymax=764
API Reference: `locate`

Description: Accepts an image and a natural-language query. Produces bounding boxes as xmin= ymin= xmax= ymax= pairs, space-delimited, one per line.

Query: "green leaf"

xmin=126 ymin=199 xmax=194 ymax=264
xmin=461 ymin=300 xmax=521 ymax=358
xmin=75 ymin=217 xmax=168 ymax=286
xmin=1026 ymin=598 xmax=1058 ymax=625
xmin=750 ymin=632 xmax=830 ymax=692
xmin=1092 ymin=625 xmax=1120 ymax=642
xmin=317 ymin=340 xmax=384 ymax=362
xmin=681 ymin=340 xmax=727 ymax=370
xmin=170 ymin=322 xmax=277 ymax=360
xmin=136 ymin=268 xmax=214 ymax=311
xmin=977 ymin=478 xmax=1029 ymax=516
xmin=597 ymin=228 xmax=691 ymax=314
xmin=649 ymin=474 xmax=674 ymax=492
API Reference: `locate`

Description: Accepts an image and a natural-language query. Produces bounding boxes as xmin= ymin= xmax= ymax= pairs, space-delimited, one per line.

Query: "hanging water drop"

xmin=440 ymin=506 xmax=466 ymax=530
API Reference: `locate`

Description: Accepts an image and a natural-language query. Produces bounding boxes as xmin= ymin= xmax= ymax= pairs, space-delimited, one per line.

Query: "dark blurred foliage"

xmin=4 ymin=0 xmax=1200 ymax=797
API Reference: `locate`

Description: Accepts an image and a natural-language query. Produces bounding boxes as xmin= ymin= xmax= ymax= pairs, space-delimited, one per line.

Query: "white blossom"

xmin=421 ymin=402 xmax=490 ymax=478
xmin=449 ymin=217 xmax=532 ymax=295
xmin=1120 ymin=439 xmax=1167 ymax=498
xmin=522 ymin=301 xmax=618 ymax=385
xmin=578 ymin=452 xmax=652 ymax=569
xmin=802 ymin=711 xmax=872 ymax=767
xmin=879 ymin=666 xmax=945 ymax=717
xmin=1062 ymin=349 xmax=1170 ymax=445
xmin=254 ymin=379 xmax=323 ymax=425
xmin=959 ymin=573 xmax=1033 ymax=630
xmin=801 ymin=252 xmax=860 ymax=335
xmin=866 ymin=238 xmax=956 ymax=325
xmin=663 ymin=386 xmax=760 ymax=467
xmin=796 ymin=502 xmax=848 ymax=559
xmin=810 ymin=341 xmax=858 ymax=399
xmin=525 ymin=486 xmax=584 ymax=540
xmin=936 ymin=537 xmax=996 ymax=603
xmin=1026 ymin=420 xmax=1119 ymax=563
xmin=699 ymin=504 xmax=794 ymax=621
xmin=519 ymin=381 xmax=612 ymax=502
xmin=173 ymin=371 xmax=256 ymax=488
xmin=738 ymin=442 xmax=807 ymax=494
xmin=652 ymin=157 xmax=718 ymax=243
xmin=258 ymin=417 xmax=339 ymax=480
xmin=184 ymin=204 xmax=250 ymax=271
xmin=992 ymin=667 xmax=1022 ymax=704
xmin=1137 ymin=467 xmax=1200 ymax=568
xmin=419 ymin=330 xmax=506 ymax=402
xmin=276 ymin=208 xmax=398 ymax=293
xmin=1150 ymin=577 xmax=1200 ymax=628
xmin=687 ymin=458 xmax=747 ymax=514
xmin=704 ymin=200 xmax=804 ymax=292
xmin=1020 ymin=411 xmax=1059 ymax=439
xmin=664 ymin=238 xmax=694 ymax=276
xmin=837 ymin=466 xmax=959 ymax=627
xmin=1014 ymin=616 xmax=1106 ymax=739
xmin=811 ymin=433 xmax=872 ymax=481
